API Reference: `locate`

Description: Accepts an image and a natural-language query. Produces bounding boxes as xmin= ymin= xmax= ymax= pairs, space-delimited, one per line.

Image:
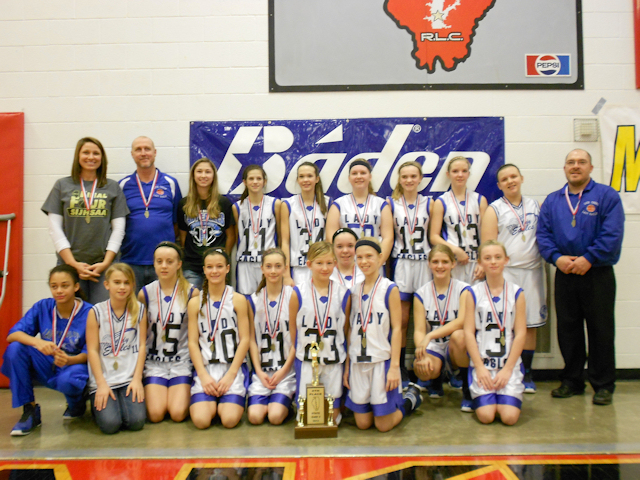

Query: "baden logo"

xmin=526 ymin=54 xmax=571 ymax=77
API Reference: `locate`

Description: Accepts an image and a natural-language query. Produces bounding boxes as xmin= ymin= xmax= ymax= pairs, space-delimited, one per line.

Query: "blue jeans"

xmin=90 ymin=385 xmax=146 ymax=434
xmin=183 ymin=269 xmax=204 ymax=290
xmin=129 ymin=264 xmax=157 ymax=293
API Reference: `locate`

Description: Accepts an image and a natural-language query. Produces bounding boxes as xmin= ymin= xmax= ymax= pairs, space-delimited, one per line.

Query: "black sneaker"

xmin=400 ymin=364 xmax=410 ymax=391
xmin=593 ymin=389 xmax=613 ymax=406
xmin=11 ymin=404 xmax=41 ymax=436
xmin=404 ymin=382 xmax=423 ymax=413
xmin=551 ymin=384 xmax=584 ymax=398
xmin=63 ymin=401 xmax=87 ymax=420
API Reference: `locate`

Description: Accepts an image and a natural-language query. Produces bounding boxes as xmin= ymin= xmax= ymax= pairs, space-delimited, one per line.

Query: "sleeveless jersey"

xmin=235 ymin=195 xmax=278 ymax=263
xmin=142 ymin=281 xmax=193 ymax=364
xmin=88 ymin=300 xmax=145 ymax=392
xmin=249 ymin=286 xmax=293 ymax=372
xmin=348 ymin=277 xmax=397 ymax=364
xmin=415 ymin=279 xmax=470 ymax=345
xmin=333 ymin=194 xmax=387 ymax=239
xmin=294 ymin=279 xmax=348 ymax=365
xmin=470 ymin=281 xmax=523 ymax=371
xmin=285 ymin=194 xmax=330 ymax=267
xmin=490 ymin=196 xmax=542 ymax=269
xmin=197 ymin=286 xmax=243 ymax=365
xmin=438 ymin=190 xmax=483 ymax=262
xmin=389 ymin=194 xmax=431 ymax=260
xmin=330 ymin=264 xmax=365 ymax=291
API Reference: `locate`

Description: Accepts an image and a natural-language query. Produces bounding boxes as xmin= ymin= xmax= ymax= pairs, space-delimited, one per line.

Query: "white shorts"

xmin=247 ymin=367 xmax=297 ymax=408
xmin=345 ymin=360 xmax=404 ymax=417
xmin=236 ymin=262 xmax=263 ymax=295
xmin=503 ymin=265 xmax=547 ymax=328
xmin=425 ymin=339 xmax=450 ymax=364
xmin=143 ymin=359 xmax=192 ymax=387
xmin=294 ymin=359 xmax=342 ymax=410
xmin=393 ymin=259 xmax=432 ymax=301
xmin=191 ymin=363 xmax=249 ymax=406
xmin=291 ymin=266 xmax=311 ymax=285
xmin=452 ymin=261 xmax=478 ymax=285
xmin=469 ymin=362 xmax=525 ymax=409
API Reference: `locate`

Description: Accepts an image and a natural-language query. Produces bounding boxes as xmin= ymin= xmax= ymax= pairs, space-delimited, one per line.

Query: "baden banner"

xmin=190 ymin=116 xmax=504 ymax=203
xmin=600 ymin=105 xmax=640 ymax=214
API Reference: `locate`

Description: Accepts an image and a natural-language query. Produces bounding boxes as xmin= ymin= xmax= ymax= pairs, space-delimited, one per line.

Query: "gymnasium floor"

xmin=1 ymin=381 xmax=639 ymax=479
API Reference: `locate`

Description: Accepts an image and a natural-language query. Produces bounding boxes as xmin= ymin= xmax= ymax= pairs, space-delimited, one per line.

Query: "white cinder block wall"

xmin=0 ymin=0 xmax=638 ymax=369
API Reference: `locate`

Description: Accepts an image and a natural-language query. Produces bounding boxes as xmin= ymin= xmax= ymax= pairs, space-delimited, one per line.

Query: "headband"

xmin=203 ymin=247 xmax=230 ymax=264
xmin=155 ymin=241 xmax=184 ymax=260
xmin=332 ymin=227 xmax=359 ymax=242
xmin=355 ymin=239 xmax=382 ymax=253
xmin=349 ymin=159 xmax=372 ymax=172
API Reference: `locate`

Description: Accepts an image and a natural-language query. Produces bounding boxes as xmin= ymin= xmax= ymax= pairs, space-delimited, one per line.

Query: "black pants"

xmin=554 ymin=266 xmax=616 ymax=392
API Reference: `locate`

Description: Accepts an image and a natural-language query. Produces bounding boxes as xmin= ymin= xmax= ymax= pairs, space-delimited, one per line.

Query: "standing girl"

xmin=233 ymin=165 xmax=281 ymax=295
xmin=481 ymin=164 xmax=546 ymax=393
xmin=413 ymin=245 xmax=472 ymax=411
xmin=188 ymin=248 xmax=250 ymax=429
xmin=3 ymin=265 xmax=92 ymax=436
xmin=247 ymin=248 xmax=296 ymax=425
xmin=463 ymin=240 xmax=526 ymax=425
xmin=42 ymin=137 xmax=129 ymax=303
xmin=289 ymin=242 xmax=351 ymax=424
xmin=330 ymin=228 xmax=364 ymax=290
xmin=140 ymin=242 xmax=198 ymax=423
xmin=388 ymin=161 xmax=433 ymax=387
xmin=344 ymin=238 xmax=422 ymax=433
xmin=281 ymin=162 xmax=330 ymax=284
xmin=178 ymin=158 xmax=236 ymax=289
xmin=430 ymin=156 xmax=487 ymax=285
xmin=325 ymin=159 xmax=394 ymax=264
xmin=86 ymin=263 xmax=147 ymax=434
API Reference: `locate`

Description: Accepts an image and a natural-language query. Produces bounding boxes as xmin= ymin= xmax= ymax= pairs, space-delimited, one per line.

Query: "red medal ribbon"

xmin=358 ymin=275 xmax=383 ymax=336
xmin=52 ymin=300 xmax=81 ymax=348
xmin=107 ymin=300 xmax=130 ymax=358
xmin=501 ymin=197 xmax=527 ymax=233
xmin=564 ymin=186 xmax=583 ymax=221
xmin=484 ymin=281 xmax=508 ymax=334
xmin=298 ymin=194 xmax=318 ymax=240
xmin=450 ymin=190 xmax=469 ymax=228
xmin=350 ymin=194 xmax=371 ymax=235
xmin=336 ymin=264 xmax=356 ymax=288
xmin=206 ymin=286 xmax=230 ymax=343
xmin=156 ymin=282 xmax=179 ymax=331
xmin=311 ymin=280 xmax=333 ymax=338
xmin=263 ymin=287 xmax=285 ymax=341
xmin=135 ymin=170 xmax=158 ymax=213
xmin=249 ymin=196 xmax=264 ymax=242
xmin=80 ymin=178 xmax=98 ymax=215
xmin=431 ymin=280 xmax=453 ymax=327
xmin=401 ymin=194 xmax=421 ymax=236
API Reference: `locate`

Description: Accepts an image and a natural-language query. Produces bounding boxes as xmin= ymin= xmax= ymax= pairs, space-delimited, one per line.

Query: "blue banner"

xmin=190 ymin=117 xmax=504 ymax=203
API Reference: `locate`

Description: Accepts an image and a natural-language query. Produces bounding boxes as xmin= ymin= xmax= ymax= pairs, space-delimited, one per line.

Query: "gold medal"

xmin=361 ymin=337 xmax=367 ymax=349
xmin=253 ymin=241 xmax=258 ymax=249
xmin=318 ymin=341 xmax=325 ymax=351
xmin=410 ymin=238 xmax=416 ymax=246
xmin=163 ymin=332 xmax=167 ymax=343
xmin=210 ymin=342 xmax=215 ymax=354
xmin=521 ymin=233 xmax=526 ymax=242
xmin=500 ymin=332 xmax=505 ymax=346
xmin=462 ymin=229 xmax=466 ymax=238
xmin=270 ymin=344 xmax=276 ymax=352
xmin=571 ymin=217 xmax=576 ymax=228
xmin=145 ymin=209 xmax=149 ymax=219
xmin=85 ymin=215 xmax=90 ymax=224
xmin=113 ymin=361 xmax=119 ymax=371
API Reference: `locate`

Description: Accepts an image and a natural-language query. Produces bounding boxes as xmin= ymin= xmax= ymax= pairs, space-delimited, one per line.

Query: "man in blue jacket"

xmin=537 ymin=149 xmax=625 ymax=406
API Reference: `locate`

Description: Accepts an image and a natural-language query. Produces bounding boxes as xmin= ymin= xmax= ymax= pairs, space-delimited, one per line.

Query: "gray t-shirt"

xmin=42 ymin=176 xmax=129 ymax=264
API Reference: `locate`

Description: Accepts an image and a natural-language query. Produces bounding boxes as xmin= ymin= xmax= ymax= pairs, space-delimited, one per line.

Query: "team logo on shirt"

xmin=583 ymin=201 xmax=598 ymax=216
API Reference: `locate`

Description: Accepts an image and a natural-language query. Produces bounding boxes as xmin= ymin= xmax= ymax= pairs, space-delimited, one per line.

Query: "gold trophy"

xmin=294 ymin=342 xmax=338 ymax=439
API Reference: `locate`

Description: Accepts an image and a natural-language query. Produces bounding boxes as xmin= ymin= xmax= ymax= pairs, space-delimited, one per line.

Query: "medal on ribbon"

xmin=484 ymin=281 xmax=508 ymax=350
xmin=263 ymin=288 xmax=285 ymax=354
xmin=350 ymin=194 xmax=371 ymax=238
xmin=450 ymin=190 xmax=469 ymax=239
xmin=107 ymin=300 xmax=130 ymax=370
xmin=401 ymin=195 xmax=421 ymax=249
xmin=564 ymin=186 xmax=583 ymax=228
xmin=80 ymin=178 xmax=97 ymax=224
xmin=358 ymin=275 xmax=383 ymax=349
xmin=311 ymin=280 xmax=333 ymax=353
xmin=136 ymin=170 xmax=158 ymax=220
xmin=501 ymin=197 xmax=528 ymax=242
xmin=205 ymin=286 xmax=230 ymax=356
xmin=157 ymin=282 xmax=178 ymax=344
xmin=249 ymin=197 xmax=264 ymax=250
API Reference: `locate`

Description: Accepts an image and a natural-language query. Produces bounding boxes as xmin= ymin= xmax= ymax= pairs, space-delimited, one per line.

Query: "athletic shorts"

xmin=291 ymin=266 xmax=312 ymax=285
xmin=236 ymin=262 xmax=263 ymax=295
xmin=294 ymin=359 xmax=343 ymax=410
xmin=345 ymin=360 xmax=404 ymax=417
xmin=393 ymin=259 xmax=432 ymax=301
xmin=469 ymin=362 xmax=525 ymax=409
xmin=452 ymin=261 xmax=478 ymax=286
xmin=247 ymin=367 xmax=296 ymax=408
xmin=143 ymin=359 xmax=192 ymax=387
xmin=503 ymin=265 xmax=547 ymax=328
xmin=190 ymin=363 xmax=249 ymax=407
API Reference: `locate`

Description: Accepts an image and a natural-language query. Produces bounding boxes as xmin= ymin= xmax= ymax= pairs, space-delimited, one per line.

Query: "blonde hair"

xmin=256 ymin=248 xmax=287 ymax=293
xmin=183 ymin=158 xmax=221 ymax=219
xmin=307 ymin=241 xmax=336 ymax=262
xmin=154 ymin=242 xmax=191 ymax=306
xmin=391 ymin=161 xmax=423 ymax=200
xmin=447 ymin=156 xmax=471 ymax=172
xmin=349 ymin=159 xmax=375 ymax=195
xmin=105 ymin=263 xmax=140 ymax=325
xmin=428 ymin=243 xmax=456 ymax=263
xmin=477 ymin=239 xmax=508 ymax=259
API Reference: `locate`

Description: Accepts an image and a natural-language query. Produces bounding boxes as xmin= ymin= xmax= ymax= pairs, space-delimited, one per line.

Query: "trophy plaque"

xmin=294 ymin=342 xmax=338 ymax=439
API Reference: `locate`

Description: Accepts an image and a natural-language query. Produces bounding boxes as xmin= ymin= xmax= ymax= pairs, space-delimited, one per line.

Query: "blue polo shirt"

xmin=537 ymin=179 xmax=624 ymax=267
xmin=119 ymin=169 xmax=182 ymax=265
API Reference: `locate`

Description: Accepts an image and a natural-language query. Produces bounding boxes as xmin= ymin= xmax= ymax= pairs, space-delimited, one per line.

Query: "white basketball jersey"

xmin=249 ymin=286 xmax=294 ymax=372
xmin=285 ymin=194 xmax=330 ymax=267
xmin=415 ymin=279 xmax=470 ymax=345
xmin=438 ymin=190 xmax=483 ymax=262
xmin=490 ymin=196 xmax=542 ymax=269
xmin=197 ymin=286 xmax=242 ymax=365
xmin=143 ymin=281 xmax=192 ymax=364
xmin=348 ymin=277 xmax=396 ymax=363
xmin=294 ymin=279 xmax=348 ymax=365
xmin=333 ymin=194 xmax=387 ymax=239
xmin=235 ymin=195 xmax=278 ymax=263
xmin=470 ymin=281 xmax=523 ymax=371
xmin=330 ymin=264 xmax=365 ymax=291
xmin=389 ymin=194 xmax=431 ymax=260
xmin=88 ymin=301 xmax=145 ymax=393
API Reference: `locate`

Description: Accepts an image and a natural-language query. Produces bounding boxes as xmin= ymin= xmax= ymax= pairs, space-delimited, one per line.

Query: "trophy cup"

xmin=294 ymin=342 xmax=338 ymax=439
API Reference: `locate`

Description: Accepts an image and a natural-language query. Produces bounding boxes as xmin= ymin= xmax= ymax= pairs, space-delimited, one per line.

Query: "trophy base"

xmin=294 ymin=424 xmax=338 ymax=439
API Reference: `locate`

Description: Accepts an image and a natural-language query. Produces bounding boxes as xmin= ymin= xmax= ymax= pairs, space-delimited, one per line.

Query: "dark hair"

xmin=297 ymin=162 xmax=328 ymax=215
xmin=200 ymin=248 xmax=231 ymax=311
xmin=332 ymin=227 xmax=358 ymax=243
xmin=240 ymin=164 xmax=267 ymax=203
xmin=71 ymin=137 xmax=108 ymax=188
xmin=256 ymin=248 xmax=287 ymax=293
xmin=155 ymin=241 xmax=184 ymax=260
xmin=348 ymin=159 xmax=375 ymax=194
xmin=49 ymin=264 xmax=87 ymax=301
xmin=496 ymin=163 xmax=522 ymax=181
